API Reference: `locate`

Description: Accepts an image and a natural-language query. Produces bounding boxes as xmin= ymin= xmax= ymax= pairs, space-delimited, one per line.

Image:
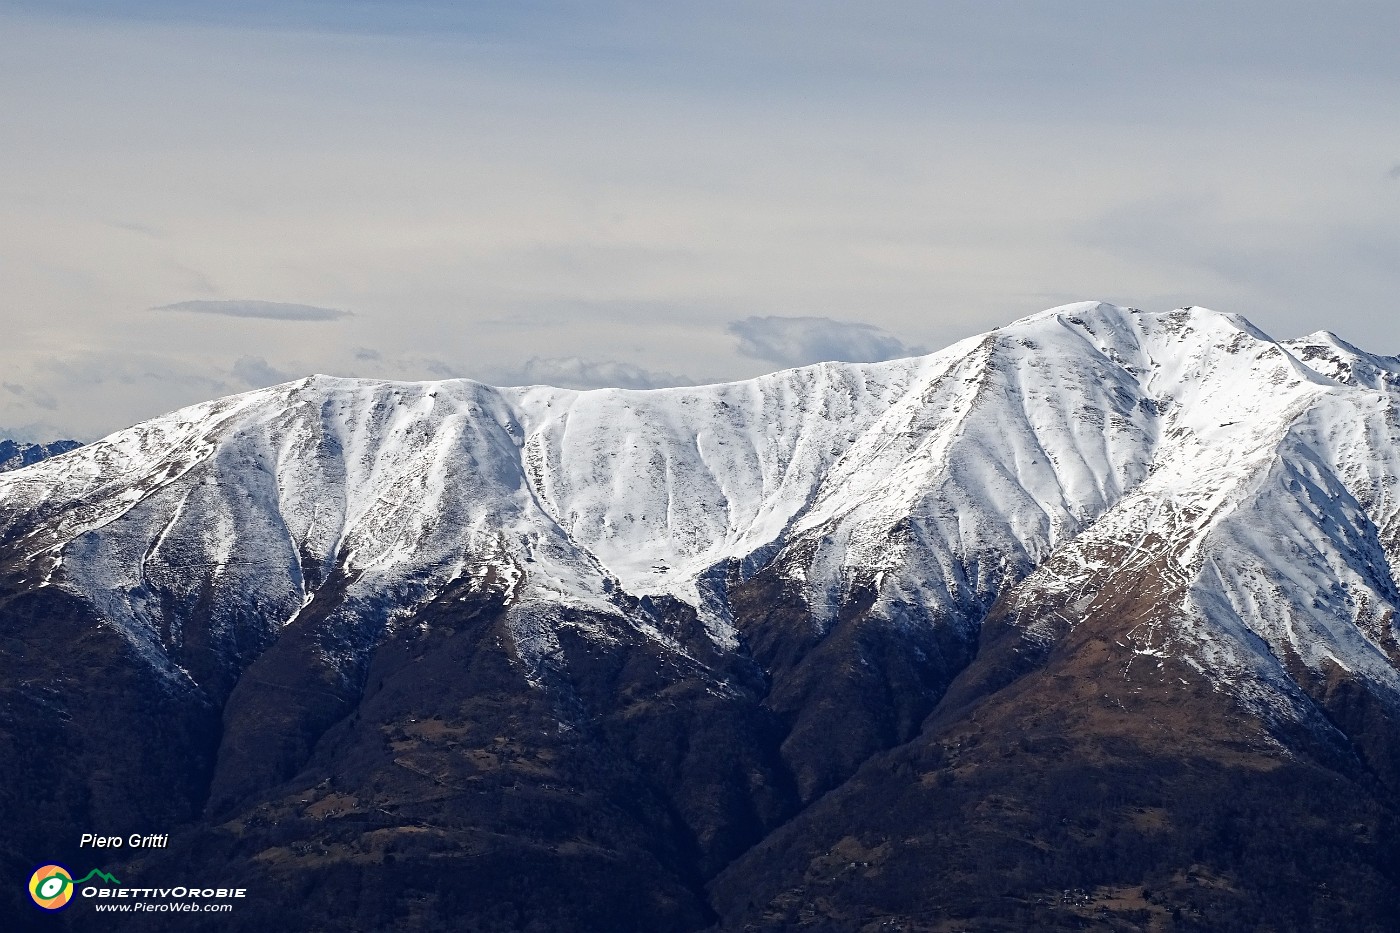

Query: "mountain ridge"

xmin=7 ymin=300 xmax=1397 ymax=719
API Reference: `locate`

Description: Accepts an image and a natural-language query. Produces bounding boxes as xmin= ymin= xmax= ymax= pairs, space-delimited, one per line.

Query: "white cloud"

xmin=498 ymin=357 xmax=691 ymax=390
xmin=0 ymin=350 xmax=237 ymax=441
xmin=154 ymin=300 xmax=352 ymax=321
xmin=727 ymin=316 xmax=921 ymax=367
xmin=231 ymin=356 xmax=296 ymax=388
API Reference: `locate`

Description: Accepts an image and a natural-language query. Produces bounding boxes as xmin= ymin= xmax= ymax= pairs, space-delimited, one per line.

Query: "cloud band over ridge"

xmin=727 ymin=315 xmax=921 ymax=367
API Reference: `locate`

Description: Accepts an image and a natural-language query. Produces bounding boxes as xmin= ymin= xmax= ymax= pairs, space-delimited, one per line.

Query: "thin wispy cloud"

xmin=728 ymin=316 xmax=921 ymax=367
xmin=154 ymin=300 xmax=352 ymax=321
xmin=4 ymin=382 xmax=59 ymax=412
xmin=108 ymin=219 xmax=166 ymax=238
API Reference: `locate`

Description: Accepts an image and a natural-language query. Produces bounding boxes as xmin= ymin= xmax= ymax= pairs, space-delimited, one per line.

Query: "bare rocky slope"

xmin=4 ymin=303 xmax=1400 ymax=931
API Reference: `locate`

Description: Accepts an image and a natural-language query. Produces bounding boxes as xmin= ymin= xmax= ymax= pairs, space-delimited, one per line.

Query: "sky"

xmin=3 ymin=1 xmax=1399 ymax=440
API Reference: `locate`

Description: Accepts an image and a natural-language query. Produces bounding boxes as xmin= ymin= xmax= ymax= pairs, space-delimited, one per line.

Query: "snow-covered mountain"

xmin=4 ymin=302 xmax=1398 ymax=721
xmin=6 ymin=302 xmax=1400 ymax=930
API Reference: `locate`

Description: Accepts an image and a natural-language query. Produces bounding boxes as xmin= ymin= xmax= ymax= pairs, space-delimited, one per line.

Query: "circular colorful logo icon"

xmin=28 ymin=864 xmax=74 ymax=911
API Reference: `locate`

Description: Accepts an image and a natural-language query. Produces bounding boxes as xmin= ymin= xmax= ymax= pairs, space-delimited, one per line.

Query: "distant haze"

xmin=2 ymin=1 xmax=1399 ymax=440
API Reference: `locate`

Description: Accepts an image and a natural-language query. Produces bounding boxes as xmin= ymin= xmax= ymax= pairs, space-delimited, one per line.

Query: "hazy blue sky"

xmin=3 ymin=1 xmax=1399 ymax=439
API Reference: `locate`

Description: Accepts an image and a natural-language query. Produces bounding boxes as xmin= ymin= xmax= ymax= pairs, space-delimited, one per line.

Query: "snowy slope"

xmin=4 ymin=302 xmax=1400 ymax=723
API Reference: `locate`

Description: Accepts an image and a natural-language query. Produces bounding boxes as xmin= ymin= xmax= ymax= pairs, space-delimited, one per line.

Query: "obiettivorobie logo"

xmin=27 ymin=861 xmax=247 ymax=915
xmin=28 ymin=864 xmax=121 ymax=911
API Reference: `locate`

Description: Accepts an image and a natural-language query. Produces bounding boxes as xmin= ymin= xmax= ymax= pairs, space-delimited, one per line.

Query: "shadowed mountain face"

xmin=0 ymin=438 xmax=81 ymax=473
xmin=4 ymin=304 xmax=1400 ymax=930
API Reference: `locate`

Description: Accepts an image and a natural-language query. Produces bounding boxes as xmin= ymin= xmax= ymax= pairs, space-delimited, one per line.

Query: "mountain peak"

xmin=1002 ymin=299 xmax=1140 ymax=328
